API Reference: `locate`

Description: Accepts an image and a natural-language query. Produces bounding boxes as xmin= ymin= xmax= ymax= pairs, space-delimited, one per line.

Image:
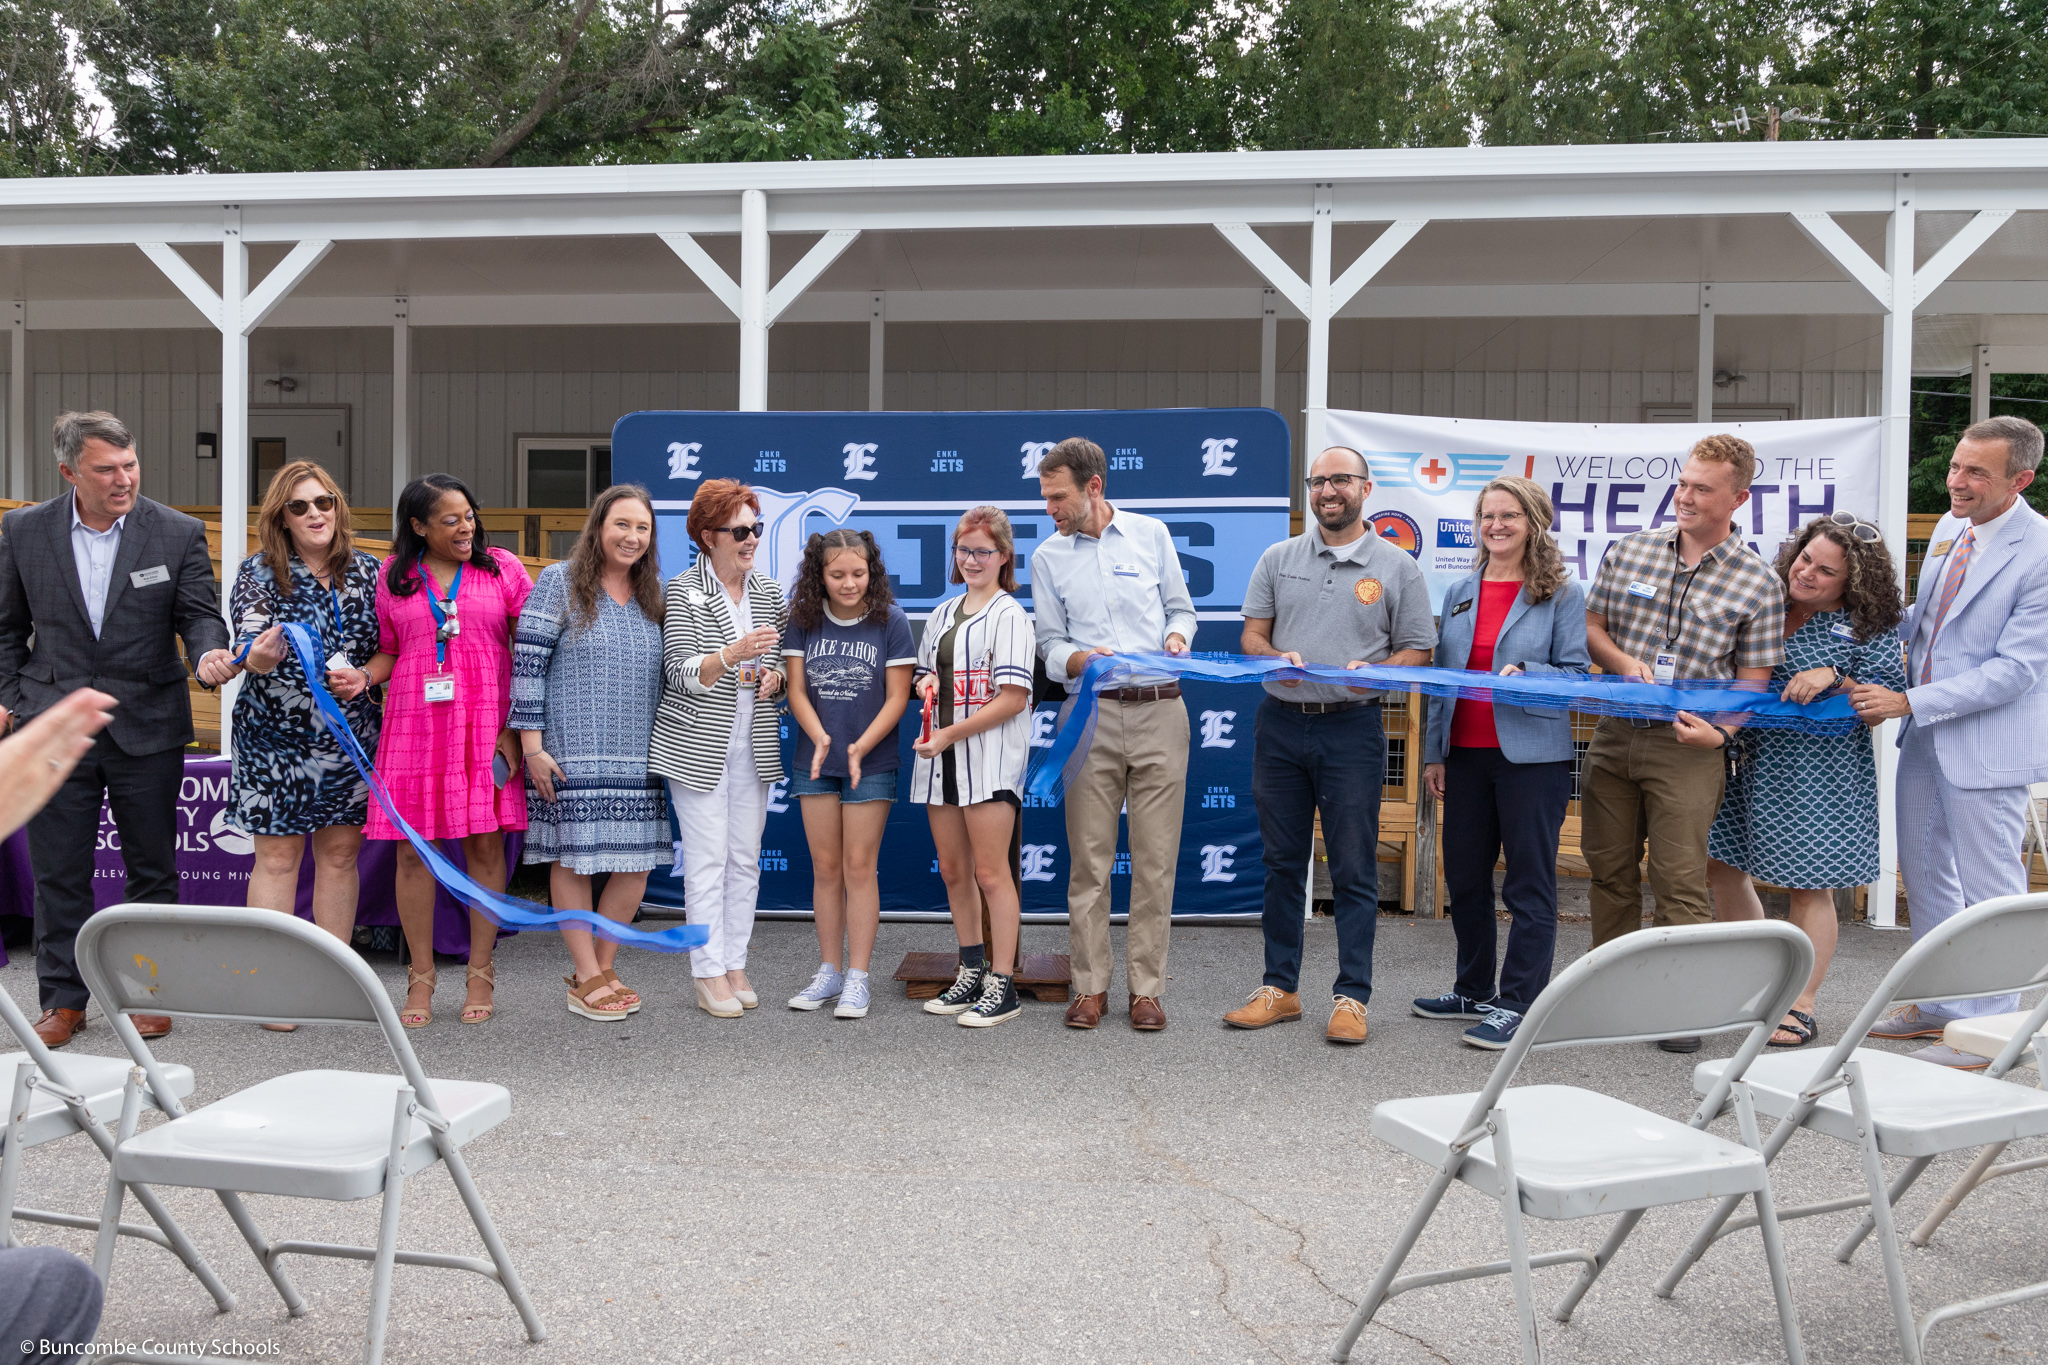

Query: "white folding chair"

xmin=1661 ymin=892 xmax=2048 ymax=1364
xmin=75 ymin=905 xmax=546 ymax=1365
xmin=0 ymin=982 xmax=234 ymax=1313
xmin=1329 ymin=920 xmax=1814 ymax=1365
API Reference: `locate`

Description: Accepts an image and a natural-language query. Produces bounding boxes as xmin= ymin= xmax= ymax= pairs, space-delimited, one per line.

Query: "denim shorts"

xmin=786 ymin=768 xmax=898 ymax=804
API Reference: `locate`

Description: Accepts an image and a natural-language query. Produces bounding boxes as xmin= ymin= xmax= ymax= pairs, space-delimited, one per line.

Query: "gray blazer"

xmin=0 ymin=492 xmax=227 ymax=755
xmin=1900 ymin=500 xmax=2048 ymax=789
xmin=1425 ymin=572 xmax=1589 ymax=766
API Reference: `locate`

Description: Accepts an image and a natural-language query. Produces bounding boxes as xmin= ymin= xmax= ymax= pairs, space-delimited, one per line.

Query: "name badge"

xmin=1627 ymin=581 xmax=1658 ymax=600
xmin=130 ymin=565 xmax=171 ymax=588
xmin=1112 ymin=563 xmax=1141 ymax=578
xmin=735 ymin=659 xmax=759 ymax=687
xmin=326 ymin=650 xmax=352 ymax=673
xmin=1653 ymin=651 xmax=1678 ymax=684
xmin=1450 ymin=599 xmax=1473 ymax=617
xmin=423 ymin=676 xmax=455 ymax=703
xmin=1830 ymin=623 xmax=1859 ymax=642
xmin=1930 ymin=538 xmax=1953 ymax=557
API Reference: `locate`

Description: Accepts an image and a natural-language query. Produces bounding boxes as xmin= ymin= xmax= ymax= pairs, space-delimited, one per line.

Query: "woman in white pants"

xmin=647 ymin=478 xmax=787 ymax=1017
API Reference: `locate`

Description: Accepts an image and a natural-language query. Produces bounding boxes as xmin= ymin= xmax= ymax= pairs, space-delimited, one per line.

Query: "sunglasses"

xmin=285 ymin=494 xmax=337 ymax=516
xmin=1826 ymin=510 xmax=1882 ymax=543
xmin=713 ymin=524 xmax=760 ymax=542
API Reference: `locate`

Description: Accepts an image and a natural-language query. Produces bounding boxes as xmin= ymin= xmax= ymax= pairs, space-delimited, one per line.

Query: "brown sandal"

xmin=400 ymin=967 xmax=436 ymax=1030
xmin=600 ymin=968 xmax=641 ymax=1013
xmin=565 ymin=973 xmax=631 ymax=1022
xmin=460 ymin=962 xmax=496 ymax=1025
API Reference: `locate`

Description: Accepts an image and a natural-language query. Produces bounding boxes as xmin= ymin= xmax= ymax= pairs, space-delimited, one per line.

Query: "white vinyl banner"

xmin=1323 ymin=411 xmax=1883 ymax=610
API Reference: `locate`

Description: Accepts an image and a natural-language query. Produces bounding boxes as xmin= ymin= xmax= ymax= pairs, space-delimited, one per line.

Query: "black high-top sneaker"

xmin=959 ymin=970 xmax=1021 ymax=1028
xmin=924 ymin=962 xmax=987 ymax=1015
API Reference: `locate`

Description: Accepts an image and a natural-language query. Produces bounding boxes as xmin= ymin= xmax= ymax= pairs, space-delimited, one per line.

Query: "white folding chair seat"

xmin=119 ymin=1071 xmax=508 ymax=1200
xmin=1375 ymin=1086 xmax=1774 ymax=1218
xmin=1700 ymin=1048 xmax=2048 ymax=1156
xmin=0 ymin=1052 xmax=193 ymax=1147
xmin=1943 ymin=1011 xmax=2041 ymax=1068
xmin=1330 ymin=921 xmax=1815 ymax=1365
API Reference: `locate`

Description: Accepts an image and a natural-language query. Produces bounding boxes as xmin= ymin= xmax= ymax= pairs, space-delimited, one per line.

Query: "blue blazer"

xmin=1425 ymin=573 xmax=1590 ymax=766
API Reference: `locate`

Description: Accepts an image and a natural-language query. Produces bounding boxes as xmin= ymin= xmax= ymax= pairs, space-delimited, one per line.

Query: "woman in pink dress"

xmin=358 ymin=474 xmax=531 ymax=1027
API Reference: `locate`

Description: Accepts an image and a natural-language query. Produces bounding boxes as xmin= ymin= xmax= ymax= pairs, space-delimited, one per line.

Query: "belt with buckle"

xmin=1627 ymin=716 xmax=1671 ymax=730
xmin=1105 ymin=683 xmax=1181 ymax=703
xmin=1273 ymin=698 xmax=1373 ymax=715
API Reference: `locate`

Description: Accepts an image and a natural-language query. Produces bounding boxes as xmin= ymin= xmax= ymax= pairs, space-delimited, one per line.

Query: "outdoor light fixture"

xmin=264 ymin=376 xmax=299 ymax=392
xmin=1713 ymin=369 xmax=1747 ymax=389
xmin=196 ymin=431 xmax=218 ymax=460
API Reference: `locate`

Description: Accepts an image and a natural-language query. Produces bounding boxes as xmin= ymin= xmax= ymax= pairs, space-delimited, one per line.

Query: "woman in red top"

xmin=1413 ymin=477 xmax=1589 ymax=1049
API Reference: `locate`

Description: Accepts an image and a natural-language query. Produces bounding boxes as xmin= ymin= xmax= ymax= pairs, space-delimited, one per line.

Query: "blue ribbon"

xmin=281 ymin=623 xmax=707 ymax=952
xmin=1024 ymin=652 xmax=1863 ymax=802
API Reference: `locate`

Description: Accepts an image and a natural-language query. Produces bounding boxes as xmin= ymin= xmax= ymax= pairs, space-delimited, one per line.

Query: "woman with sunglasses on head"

xmin=357 ymin=474 xmax=532 ymax=1028
xmin=207 ymin=464 xmax=384 ymax=1027
xmin=1692 ymin=512 xmax=1906 ymax=1047
xmin=912 ymin=506 xmax=1036 ymax=1029
xmin=647 ymin=479 xmax=786 ymax=1018
xmin=510 ymin=485 xmax=671 ymax=1022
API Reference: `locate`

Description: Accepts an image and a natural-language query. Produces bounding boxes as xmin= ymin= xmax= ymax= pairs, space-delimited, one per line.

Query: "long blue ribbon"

xmin=281 ymin=623 xmax=707 ymax=952
xmin=1024 ymin=651 xmax=1863 ymax=801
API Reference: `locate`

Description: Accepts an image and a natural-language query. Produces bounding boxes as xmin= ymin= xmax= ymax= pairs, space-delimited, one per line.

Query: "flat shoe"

xmin=1767 ymin=1010 xmax=1816 ymax=1048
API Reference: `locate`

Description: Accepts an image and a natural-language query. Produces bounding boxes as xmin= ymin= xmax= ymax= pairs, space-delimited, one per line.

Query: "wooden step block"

xmin=894 ymin=950 xmax=1072 ymax=1003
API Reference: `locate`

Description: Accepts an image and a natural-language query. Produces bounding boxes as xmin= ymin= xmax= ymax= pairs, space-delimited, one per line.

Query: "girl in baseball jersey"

xmin=911 ymin=505 xmax=1036 ymax=1028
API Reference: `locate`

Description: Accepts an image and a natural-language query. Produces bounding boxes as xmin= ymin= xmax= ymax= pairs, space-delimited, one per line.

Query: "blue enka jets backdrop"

xmin=613 ymin=409 xmax=1290 ymax=920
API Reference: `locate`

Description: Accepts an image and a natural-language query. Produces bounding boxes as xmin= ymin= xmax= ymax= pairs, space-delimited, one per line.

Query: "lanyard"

xmin=424 ymin=562 xmax=463 ymax=668
xmin=231 ymin=567 xmax=345 ymax=666
xmin=1664 ymin=543 xmax=1705 ymax=650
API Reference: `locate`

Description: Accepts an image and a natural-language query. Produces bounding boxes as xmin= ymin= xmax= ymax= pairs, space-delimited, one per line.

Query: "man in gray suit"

xmin=0 ymin=411 xmax=235 ymax=1047
xmin=1850 ymin=415 xmax=2048 ymax=1041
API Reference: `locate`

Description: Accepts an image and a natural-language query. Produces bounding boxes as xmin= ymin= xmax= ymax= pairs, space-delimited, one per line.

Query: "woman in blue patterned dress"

xmin=511 ymin=485 xmax=670 ymax=1022
xmin=1698 ymin=514 xmax=1906 ymax=1046
xmin=218 ymin=462 xmax=384 ymax=958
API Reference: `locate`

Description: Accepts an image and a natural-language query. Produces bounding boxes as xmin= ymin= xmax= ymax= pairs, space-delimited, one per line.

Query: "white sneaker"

xmin=834 ymin=973 xmax=871 ymax=1019
xmin=788 ymin=966 xmax=844 ymax=1012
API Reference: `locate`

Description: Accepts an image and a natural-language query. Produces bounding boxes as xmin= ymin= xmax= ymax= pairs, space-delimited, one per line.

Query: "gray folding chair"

xmin=1329 ymin=920 xmax=1814 ymax=1365
xmin=0 ymin=981 xmax=234 ymax=1311
xmin=1661 ymin=892 xmax=2048 ymax=1364
xmin=74 ymin=904 xmax=546 ymax=1365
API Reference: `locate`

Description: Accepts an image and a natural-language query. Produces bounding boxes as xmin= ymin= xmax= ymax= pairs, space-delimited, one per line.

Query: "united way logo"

xmin=1366 ymin=450 xmax=1509 ymax=496
xmin=666 ymin=441 xmax=704 ymax=481
xmin=1200 ymin=438 xmax=1239 ymax=477
xmin=753 ymin=487 xmax=862 ymax=586
xmin=1020 ymin=441 xmax=1056 ymax=479
xmin=1020 ymin=843 xmax=1059 ymax=882
xmin=841 ymin=442 xmax=879 ymax=482
xmin=1369 ymin=509 xmax=1423 ymax=558
xmin=1198 ymin=709 xmax=1236 ymax=748
xmin=1199 ymin=845 xmax=1238 ymax=883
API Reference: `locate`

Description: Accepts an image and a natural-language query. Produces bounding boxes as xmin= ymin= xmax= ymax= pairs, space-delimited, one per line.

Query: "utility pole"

xmin=1765 ymin=106 xmax=1781 ymax=141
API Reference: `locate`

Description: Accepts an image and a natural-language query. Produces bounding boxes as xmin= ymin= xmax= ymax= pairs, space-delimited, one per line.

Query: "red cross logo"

xmin=1419 ymin=457 xmax=1450 ymax=488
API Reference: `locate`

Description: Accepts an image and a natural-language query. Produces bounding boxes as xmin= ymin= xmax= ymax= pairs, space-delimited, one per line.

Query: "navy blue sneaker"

xmin=1411 ymin=990 xmax=1495 ymax=1021
xmin=1464 ymin=1006 xmax=1523 ymax=1050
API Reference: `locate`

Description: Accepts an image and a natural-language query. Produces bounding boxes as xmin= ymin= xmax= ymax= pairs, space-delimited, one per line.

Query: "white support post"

xmin=219 ymin=213 xmax=250 ymax=760
xmin=869 ymin=292 xmax=885 ymax=412
xmin=391 ymin=298 xmax=409 ymax=521
xmin=1971 ymin=344 xmax=1992 ymax=424
xmin=1696 ymin=285 xmax=1716 ymax=422
xmin=1259 ymin=288 xmax=1276 ymax=411
xmin=1305 ymin=184 xmax=1333 ymax=460
xmin=1869 ymin=177 xmax=1917 ymax=930
xmin=739 ymin=189 xmax=769 ymax=412
xmin=8 ymin=301 xmax=23 ymax=501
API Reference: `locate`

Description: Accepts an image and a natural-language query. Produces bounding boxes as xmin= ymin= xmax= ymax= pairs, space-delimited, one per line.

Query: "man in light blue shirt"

xmin=71 ymin=504 xmax=125 ymax=637
xmin=1033 ymin=437 xmax=1195 ymax=1032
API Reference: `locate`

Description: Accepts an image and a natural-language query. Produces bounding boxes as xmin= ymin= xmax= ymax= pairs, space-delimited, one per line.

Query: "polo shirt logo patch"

xmin=1354 ymin=578 xmax=1383 ymax=606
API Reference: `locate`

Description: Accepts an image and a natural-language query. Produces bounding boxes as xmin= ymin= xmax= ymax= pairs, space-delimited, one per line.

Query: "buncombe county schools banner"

xmin=1323 ymin=411 xmax=1883 ymax=611
xmin=611 ymin=409 xmax=1292 ymax=920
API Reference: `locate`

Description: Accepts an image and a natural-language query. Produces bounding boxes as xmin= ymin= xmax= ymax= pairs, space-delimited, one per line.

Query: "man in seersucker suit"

xmin=1849 ymin=415 xmax=2048 ymax=1050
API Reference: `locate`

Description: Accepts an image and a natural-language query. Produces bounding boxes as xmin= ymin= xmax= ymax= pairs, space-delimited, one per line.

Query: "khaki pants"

xmin=1580 ymin=718 xmax=1726 ymax=947
xmin=1063 ymin=697 xmax=1189 ymax=998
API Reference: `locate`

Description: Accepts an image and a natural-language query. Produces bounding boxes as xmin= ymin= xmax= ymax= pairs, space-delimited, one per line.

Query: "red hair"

xmin=950 ymin=504 xmax=1019 ymax=592
xmin=686 ymin=478 xmax=760 ymax=554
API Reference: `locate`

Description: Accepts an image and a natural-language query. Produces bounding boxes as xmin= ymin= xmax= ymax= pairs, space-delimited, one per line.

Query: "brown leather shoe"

xmin=131 ymin=1015 xmax=173 ymax=1040
xmin=1129 ymin=995 xmax=1166 ymax=1031
xmin=33 ymin=1008 xmax=85 ymax=1047
xmin=1064 ymin=992 xmax=1107 ymax=1029
xmin=1223 ymin=986 xmax=1302 ymax=1029
xmin=1326 ymin=996 xmax=1369 ymax=1045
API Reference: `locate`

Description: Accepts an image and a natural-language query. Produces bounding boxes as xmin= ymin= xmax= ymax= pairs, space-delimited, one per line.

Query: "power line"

xmin=1912 ymin=388 xmax=2048 ymax=407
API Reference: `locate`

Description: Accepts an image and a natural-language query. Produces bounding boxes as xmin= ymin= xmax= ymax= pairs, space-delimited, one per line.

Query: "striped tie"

xmin=1920 ymin=525 xmax=1976 ymax=685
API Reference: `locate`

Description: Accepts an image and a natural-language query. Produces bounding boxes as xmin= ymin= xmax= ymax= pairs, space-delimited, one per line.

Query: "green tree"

xmin=1242 ymin=0 xmax=1469 ymax=150
xmin=1792 ymin=0 xmax=2048 ymax=139
xmin=1909 ymin=375 xmax=2048 ymax=514
xmin=65 ymin=0 xmax=231 ymax=173
xmin=672 ymin=18 xmax=871 ymax=161
xmin=0 ymin=0 xmax=96 ymax=176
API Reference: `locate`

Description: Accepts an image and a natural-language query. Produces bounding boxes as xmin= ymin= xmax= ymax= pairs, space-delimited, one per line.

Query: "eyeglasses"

xmin=285 ymin=495 xmax=336 ymax=516
xmin=1478 ymin=511 xmax=1526 ymax=524
xmin=1303 ymin=474 xmax=1366 ymax=493
xmin=713 ymin=524 xmax=760 ymax=542
xmin=1826 ymin=510 xmax=1882 ymax=543
xmin=953 ymin=544 xmax=1001 ymax=564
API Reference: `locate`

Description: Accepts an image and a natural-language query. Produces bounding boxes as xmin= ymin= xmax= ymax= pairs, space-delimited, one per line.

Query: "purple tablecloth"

xmin=0 ymin=757 xmax=518 ymax=967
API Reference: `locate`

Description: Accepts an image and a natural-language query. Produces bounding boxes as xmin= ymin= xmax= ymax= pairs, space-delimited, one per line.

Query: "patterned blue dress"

xmin=510 ymin=563 xmax=670 ymax=873
xmin=1708 ymin=610 xmax=1908 ymax=889
xmin=225 ymin=549 xmax=384 ymax=835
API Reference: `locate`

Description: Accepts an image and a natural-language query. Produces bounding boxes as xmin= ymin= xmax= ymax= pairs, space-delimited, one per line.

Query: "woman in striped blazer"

xmin=647 ymin=479 xmax=788 ymax=1018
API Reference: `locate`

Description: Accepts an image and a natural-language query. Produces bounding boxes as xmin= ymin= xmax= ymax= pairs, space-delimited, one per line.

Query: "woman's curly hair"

xmin=1774 ymin=517 xmax=1904 ymax=643
xmin=1469 ymin=476 xmax=1573 ymax=604
xmin=787 ymin=528 xmax=895 ymax=631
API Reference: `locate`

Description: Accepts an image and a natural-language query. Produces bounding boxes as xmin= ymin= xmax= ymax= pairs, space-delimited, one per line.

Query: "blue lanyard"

xmin=424 ymin=563 xmax=463 ymax=668
xmin=231 ymin=567 xmax=346 ymax=666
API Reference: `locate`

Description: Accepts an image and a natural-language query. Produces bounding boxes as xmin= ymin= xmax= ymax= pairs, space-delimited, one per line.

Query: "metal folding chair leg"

xmin=362 ymin=1087 xmax=412 ymax=1365
xmin=1553 ymin=1209 xmax=1648 ymax=1321
xmin=439 ymin=1142 xmax=546 ymax=1344
xmin=1488 ymin=1110 xmax=1541 ymax=1365
xmin=1329 ymin=1167 xmax=1459 ymax=1362
xmin=1846 ymin=1060 xmax=1924 ymax=1365
xmin=0 ymin=1061 xmax=30 ymax=1247
xmin=1833 ymin=1155 xmax=1936 ymax=1263
xmin=92 ymin=1069 xmax=148 ymax=1278
xmin=1735 ymin=1083 xmax=1807 ymax=1365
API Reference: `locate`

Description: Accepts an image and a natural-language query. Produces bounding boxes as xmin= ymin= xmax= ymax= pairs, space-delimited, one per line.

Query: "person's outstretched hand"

xmin=0 ymin=689 xmax=117 ymax=840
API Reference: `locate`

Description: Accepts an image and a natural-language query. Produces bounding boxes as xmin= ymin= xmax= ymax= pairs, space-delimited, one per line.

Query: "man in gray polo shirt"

xmin=1227 ymin=445 xmax=1434 ymax=1044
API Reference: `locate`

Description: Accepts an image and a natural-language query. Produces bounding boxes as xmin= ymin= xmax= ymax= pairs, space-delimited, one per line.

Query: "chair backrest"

xmin=1880 ymin=893 xmax=2048 ymax=1012
xmin=0 ymin=981 xmax=84 ymax=1096
xmin=73 ymin=905 xmax=437 ymax=1104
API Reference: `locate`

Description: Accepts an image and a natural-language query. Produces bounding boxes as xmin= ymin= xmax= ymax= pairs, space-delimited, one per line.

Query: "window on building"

xmin=517 ymin=437 xmax=612 ymax=509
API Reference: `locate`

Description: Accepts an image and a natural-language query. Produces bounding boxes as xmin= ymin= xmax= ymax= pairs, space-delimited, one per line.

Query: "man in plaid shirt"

xmin=1583 ymin=435 xmax=1784 ymax=1048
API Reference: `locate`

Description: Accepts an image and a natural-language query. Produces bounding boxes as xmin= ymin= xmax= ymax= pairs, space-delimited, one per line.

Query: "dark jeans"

xmin=0 ymin=1246 xmax=104 ymax=1362
xmin=1254 ymin=698 xmax=1385 ymax=1005
xmin=1443 ymin=746 xmax=1572 ymax=1013
xmin=27 ymin=731 xmax=182 ymax=1012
